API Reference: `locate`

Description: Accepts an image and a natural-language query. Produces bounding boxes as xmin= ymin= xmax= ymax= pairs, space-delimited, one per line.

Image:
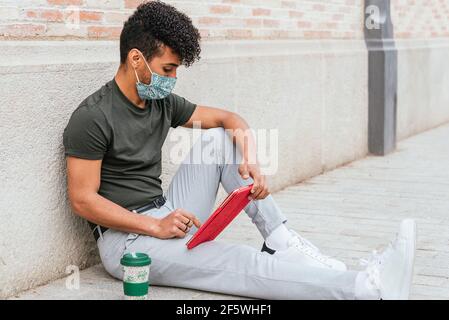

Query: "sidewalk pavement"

xmin=10 ymin=123 xmax=449 ymax=300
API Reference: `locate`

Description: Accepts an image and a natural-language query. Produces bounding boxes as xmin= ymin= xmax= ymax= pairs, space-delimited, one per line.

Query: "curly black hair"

xmin=120 ymin=1 xmax=201 ymax=67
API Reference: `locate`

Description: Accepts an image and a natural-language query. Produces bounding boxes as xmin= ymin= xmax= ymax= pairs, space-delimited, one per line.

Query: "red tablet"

xmin=186 ymin=184 xmax=254 ymax=250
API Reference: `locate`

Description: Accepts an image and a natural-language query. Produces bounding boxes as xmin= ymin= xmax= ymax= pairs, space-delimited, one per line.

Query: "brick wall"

xmin=391 ymin=0 xmax=449 ymax=38
xmin=0 ymin=0 xmax=363 ymax=40
xmin=0 ymin=0 xmax=447 ymax=40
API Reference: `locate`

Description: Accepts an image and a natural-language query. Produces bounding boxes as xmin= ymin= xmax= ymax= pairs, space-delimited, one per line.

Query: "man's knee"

xmin=199 ymin=128 xmax=235 ymax=164
xmin=200 ymin=127 xmax=231 ymax=150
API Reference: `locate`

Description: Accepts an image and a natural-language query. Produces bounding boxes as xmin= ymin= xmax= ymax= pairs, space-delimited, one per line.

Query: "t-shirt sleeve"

xmin=63 ymin=105 xmax=110 ymax=160
xmin=167 ymin=93 xmax=197 ymax=128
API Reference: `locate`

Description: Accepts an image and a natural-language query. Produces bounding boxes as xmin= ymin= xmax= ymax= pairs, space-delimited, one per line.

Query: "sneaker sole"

xmin=398 ymin=219 xmax=417 ymax=300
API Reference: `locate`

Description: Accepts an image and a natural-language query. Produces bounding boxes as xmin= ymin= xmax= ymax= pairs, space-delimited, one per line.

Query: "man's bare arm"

xmin=66 ymin=156 xmax=200 ymax=238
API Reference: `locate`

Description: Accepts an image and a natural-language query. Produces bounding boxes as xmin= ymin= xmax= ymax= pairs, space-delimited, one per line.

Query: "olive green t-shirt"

xmin=63 ymin=79 xmax=197 ymax=211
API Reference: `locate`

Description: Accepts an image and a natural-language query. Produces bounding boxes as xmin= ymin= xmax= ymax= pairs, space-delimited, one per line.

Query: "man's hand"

xmin=239 ymin=162 xmax=270 ymax=200
xmin=153 ymin=209 xmax=202 ymax=239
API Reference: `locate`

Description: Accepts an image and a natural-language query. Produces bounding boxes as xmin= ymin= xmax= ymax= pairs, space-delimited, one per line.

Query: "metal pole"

xmin=364 ymin=0 xmax=398 ymax=156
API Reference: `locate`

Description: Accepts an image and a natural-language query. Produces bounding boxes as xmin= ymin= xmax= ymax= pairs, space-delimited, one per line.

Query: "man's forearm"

xmin=222 ymin=113 xmax=258 ymax=165
xmin=71 ymin=193 xmax=158 ymax=236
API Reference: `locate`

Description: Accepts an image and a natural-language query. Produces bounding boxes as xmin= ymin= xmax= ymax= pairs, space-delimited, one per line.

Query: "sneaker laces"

xmin=288 ymin=231 xmax=333 ymax=265
xmin=289 ymin=230 xmax=320 ymax=252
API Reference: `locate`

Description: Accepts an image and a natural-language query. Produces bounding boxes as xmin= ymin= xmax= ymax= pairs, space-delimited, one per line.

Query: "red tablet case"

xmin=186 ymin=184 xmax=253 ymax=250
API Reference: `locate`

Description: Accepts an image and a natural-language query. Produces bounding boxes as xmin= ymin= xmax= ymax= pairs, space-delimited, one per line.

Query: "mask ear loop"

xmin=134 ymin=50 xmax=154 ymax=86
xmin=136 ymin=49 xmax=154 ymax=75
xmin=141 ymin=55 xmax=154 ymax=75
xmin=133 ymin=67 xmax=141 ymax=84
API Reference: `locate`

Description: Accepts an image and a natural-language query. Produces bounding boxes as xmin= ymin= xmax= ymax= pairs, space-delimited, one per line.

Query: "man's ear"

xmin=128 ymin=49 xmax=141 ymax=69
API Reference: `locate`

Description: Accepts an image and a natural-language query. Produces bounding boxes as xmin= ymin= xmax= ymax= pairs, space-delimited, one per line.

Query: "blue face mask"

xmin=134 ymin=52 xmax=177 ymax=100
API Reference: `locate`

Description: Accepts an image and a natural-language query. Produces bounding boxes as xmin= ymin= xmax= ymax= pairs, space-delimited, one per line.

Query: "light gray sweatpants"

xmin=96 ymin=128 xmax=359 ymax=300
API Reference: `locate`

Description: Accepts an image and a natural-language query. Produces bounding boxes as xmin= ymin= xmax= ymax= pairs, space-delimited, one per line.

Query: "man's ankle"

xmin=265 ymin=223 xmax=291 ymax=251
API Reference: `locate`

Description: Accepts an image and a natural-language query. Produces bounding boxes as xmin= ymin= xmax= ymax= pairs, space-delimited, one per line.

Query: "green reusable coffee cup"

xmin=120 ymin=252 xmax=151 ymax=300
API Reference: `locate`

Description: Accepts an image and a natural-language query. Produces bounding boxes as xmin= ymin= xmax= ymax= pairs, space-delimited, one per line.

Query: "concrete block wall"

xmin=390 ymin=0 xmax=449 ymax=140
xmin=396 ymin=38 xmax=449 ymax=140
xmin=392 ymin=1 xmax=449 ymax=140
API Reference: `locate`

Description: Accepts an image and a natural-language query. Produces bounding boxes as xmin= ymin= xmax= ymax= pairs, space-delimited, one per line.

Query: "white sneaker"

xmin=262 ymin=230 xmax=347 ymax=271
xmin=359 ymin=219 xmax=417 ymax=300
